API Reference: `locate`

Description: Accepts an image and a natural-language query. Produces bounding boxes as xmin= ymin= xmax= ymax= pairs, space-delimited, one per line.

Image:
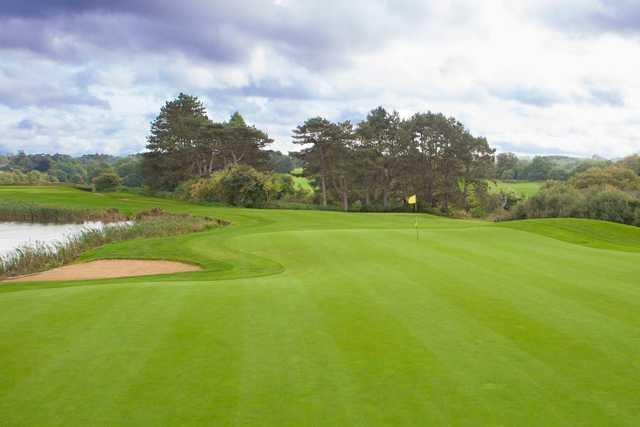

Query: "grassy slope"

xmin=1 ymin=186 xmax=639 ymax=426
xmin=492 ymin=180 xmax=543 ymax=198
xmin=498 ymin=218 xmax=640 ymax=252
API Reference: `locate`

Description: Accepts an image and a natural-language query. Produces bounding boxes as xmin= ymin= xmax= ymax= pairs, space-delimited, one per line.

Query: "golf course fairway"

xmin=1 ymin=186 xmax=639 ymax=426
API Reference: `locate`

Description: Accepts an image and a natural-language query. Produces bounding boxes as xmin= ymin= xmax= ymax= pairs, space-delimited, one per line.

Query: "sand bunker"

xmin=7 ymin=259 xmax=201 ymax=282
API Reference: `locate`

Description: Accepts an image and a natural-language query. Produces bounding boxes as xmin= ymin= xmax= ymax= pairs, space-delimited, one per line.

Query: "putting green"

xmin=1 ymin=186 xmax=639 ymax=426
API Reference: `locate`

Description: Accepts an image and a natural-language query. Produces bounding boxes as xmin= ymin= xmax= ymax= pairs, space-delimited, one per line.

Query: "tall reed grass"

xmin=0 ymin=209 xmax=225 ymax=279
xmin=0 ymin=200 xmax=127 ymax=224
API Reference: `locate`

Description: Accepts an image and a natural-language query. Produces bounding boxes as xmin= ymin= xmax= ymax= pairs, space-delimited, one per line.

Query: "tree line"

xmin=292 ymin=108 xmax=495 ymax=212
xmin=139 ymin=94 xmax=496 ymax=212
xmin=0 ymin=152 xmax=144 ymax=187
xmin=495 ymin=152 xmax=613 ymax=181
xmin=4 ymin=92 xmax=639 ymax=225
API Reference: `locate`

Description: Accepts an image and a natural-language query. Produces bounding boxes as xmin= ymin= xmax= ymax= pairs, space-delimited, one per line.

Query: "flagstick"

xmin=415 ymin=205 xmax=419 ymax=241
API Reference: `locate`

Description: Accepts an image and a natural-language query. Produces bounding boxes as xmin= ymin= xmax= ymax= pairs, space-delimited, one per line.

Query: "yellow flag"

xmin=407 ymin=194 xmax=417 ymax=205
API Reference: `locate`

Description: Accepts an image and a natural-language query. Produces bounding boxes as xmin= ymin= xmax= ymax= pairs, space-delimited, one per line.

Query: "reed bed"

xmin=0 ymin=200 xmax=127 ymax=224
xmin=0 ymin=209 xmax=225 ymax=279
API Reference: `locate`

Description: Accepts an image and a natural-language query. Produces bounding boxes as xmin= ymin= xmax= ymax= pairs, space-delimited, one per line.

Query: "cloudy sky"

xmin=0 ymin=0 xmax=639 ymax=157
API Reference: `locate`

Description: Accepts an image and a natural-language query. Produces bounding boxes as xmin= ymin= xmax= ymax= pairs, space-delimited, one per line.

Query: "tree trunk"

xmin=383 ymin=189 xmax=389 ymax=211
xmin=321 ymin=175 xmax=327 ymax=206
xmin=462 ymin=180 xmax=469 ymax=212
xmin=342 ymin=191 xmax=349 ymax=212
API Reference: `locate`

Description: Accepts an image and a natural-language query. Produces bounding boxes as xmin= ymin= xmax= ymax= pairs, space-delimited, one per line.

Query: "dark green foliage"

xmin=586 ymin=190 xmax=637 ymax=224
xmin=93 ymin=172 xmax=122 ymax=192
xmin=189 ymin=164 xmax=268 ymax=207
xmin=513 ymin=182 xmax=587 ymax=219
xmin=143 ymin=93 xmax=211 ymax=190
xmin=496 ymin=152 xmax=519 ymax=179
xmin=524 ymin=156 xmax=554 ymax=181
xmin=293 ymin=108 xmax=495 ymax=213
xmin=114 ymin=155 xmax=144 ymax=187
xmin=292 ymin=117 xmax=336 ymax=207
xmin=267 ymin=150 xmax=302 ymax=173
xmin=142 ymin=94 xmax=272 ymax=191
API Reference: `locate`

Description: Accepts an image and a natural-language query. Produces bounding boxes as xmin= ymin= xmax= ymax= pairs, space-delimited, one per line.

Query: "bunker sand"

xmin=6 ymin=259 xmax=200 ymax=282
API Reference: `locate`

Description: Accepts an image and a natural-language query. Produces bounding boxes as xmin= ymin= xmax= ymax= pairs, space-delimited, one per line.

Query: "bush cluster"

xmin=510 ymin=165 xmax=640 ymax=226
xmin=183 ymin=164 xmax=309 ymax=208
xmin=93 ymin=172 xmax=122 ymax=192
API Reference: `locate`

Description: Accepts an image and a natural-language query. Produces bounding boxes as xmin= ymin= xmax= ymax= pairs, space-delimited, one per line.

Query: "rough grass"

xmin=0 ymin=185 xmax=639 ymax=426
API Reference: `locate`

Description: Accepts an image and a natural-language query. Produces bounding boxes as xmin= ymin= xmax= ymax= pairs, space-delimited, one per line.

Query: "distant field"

xmin=491 ymin=180 xmax=543 ymax=198
xmin=1 ymin=185 xmax=639 ymax=426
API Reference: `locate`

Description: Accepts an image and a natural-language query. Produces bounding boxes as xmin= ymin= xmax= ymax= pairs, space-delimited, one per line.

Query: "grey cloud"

xmin=539 ymin=0 xmax=640 ymax=35
xmin=0 ymin=1 xmax=434 ymax=69
xmin=0 ymin=84 xmax=110 ymax=110
xmin=587 ymin=86 xmax=624 ymax=107
xmin=205 ymin=78 xmax=321 ymax=101
xmin=16 ymin=118 xmax=39 ymax=130
xmin=491 ymin=86 xmax=561 ymax=107
xmin=0 ymin=65 xmax=110 ymax=109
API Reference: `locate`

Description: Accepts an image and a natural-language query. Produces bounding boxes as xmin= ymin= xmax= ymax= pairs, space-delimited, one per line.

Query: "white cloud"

xmin=0 ymin=0 xmax=639 ymax=157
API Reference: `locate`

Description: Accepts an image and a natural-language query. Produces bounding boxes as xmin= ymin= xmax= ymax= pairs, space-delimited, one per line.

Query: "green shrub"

xmin=499 ymin=169 xmax=516 ymax=180
xmin=190 ymin=164 xmax=268 ymax=207
xmin=508 ymin=179 xmax=640 ymax=227
xmin=265 ymin=173 xmax=296 ymax=202
xmin=586 ymin=190 xmax=637 ymax=224
xmin=516 ymin=182 xmax=587 ymax=219
xmin=634 ymin=207 xmax=640 ymax=227
xmin=93 ymin=173 xmax=122 ymax=192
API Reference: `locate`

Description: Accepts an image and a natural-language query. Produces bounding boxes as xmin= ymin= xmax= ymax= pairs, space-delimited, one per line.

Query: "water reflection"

xmin=0 ymin=222 xmax=120 ymax=257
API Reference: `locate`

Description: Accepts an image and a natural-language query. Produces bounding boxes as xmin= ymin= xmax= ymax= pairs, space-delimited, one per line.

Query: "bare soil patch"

xmin=6 ymin=259 xmax=200 ymax=282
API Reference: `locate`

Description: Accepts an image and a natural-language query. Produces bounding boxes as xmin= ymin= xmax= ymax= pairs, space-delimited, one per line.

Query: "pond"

xmin=0 ymin=222 xmax=114 ymax=258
